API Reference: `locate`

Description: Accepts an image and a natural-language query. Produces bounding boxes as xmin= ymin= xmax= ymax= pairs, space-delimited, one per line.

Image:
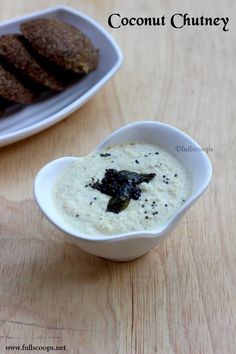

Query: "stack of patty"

xmin=0 ymin=18 xmax=99 ymax=115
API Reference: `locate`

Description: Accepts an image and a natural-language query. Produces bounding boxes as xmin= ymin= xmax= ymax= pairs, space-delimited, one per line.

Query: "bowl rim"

xmin=34 ymin=120 xmax=212 ymax=243
xmin=0 ymin=5 xmax=124 ymax=145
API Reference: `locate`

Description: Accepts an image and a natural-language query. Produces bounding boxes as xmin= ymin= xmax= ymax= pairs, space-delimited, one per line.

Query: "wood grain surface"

xmin=0 ymin=0 xmax=235 ymax=353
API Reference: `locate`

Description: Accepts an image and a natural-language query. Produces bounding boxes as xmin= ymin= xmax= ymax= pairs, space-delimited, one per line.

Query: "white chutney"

xmin=53 ymin=142 xmax=191 ymax=235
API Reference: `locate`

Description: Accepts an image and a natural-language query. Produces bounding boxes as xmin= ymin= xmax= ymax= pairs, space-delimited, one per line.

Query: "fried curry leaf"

xmin=91 ymin=169 xmax=156 ymax=214
xmin=107 ymin=194 xmax=131 ymax=213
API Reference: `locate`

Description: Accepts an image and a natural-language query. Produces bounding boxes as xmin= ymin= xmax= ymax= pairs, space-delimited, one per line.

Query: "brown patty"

xmin=0 ymin=34 xmax=64 ymax=91
xmin=20 ymin=18 xmax=99 ymax=74
xmin=0 ymin=64 xmax=35 ymax=104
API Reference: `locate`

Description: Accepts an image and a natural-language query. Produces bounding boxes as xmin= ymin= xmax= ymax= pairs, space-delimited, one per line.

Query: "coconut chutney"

xmin=53 ymin=142 xmax=191 ymax=235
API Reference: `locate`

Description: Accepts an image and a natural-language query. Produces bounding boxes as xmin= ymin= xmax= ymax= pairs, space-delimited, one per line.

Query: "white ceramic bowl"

xmin=34 ymin=121 xmax=212 ymax=261
xmin=0 ymin=6 xmax=123 ymax=146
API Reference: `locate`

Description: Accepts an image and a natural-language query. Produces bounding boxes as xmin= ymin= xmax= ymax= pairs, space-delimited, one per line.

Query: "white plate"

xmin=0 ymin=6 xmax=123 ymax=147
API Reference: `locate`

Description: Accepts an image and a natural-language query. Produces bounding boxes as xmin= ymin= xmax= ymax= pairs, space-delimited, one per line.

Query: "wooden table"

xmin=0 ymin=1 xmax=235 ymax=353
